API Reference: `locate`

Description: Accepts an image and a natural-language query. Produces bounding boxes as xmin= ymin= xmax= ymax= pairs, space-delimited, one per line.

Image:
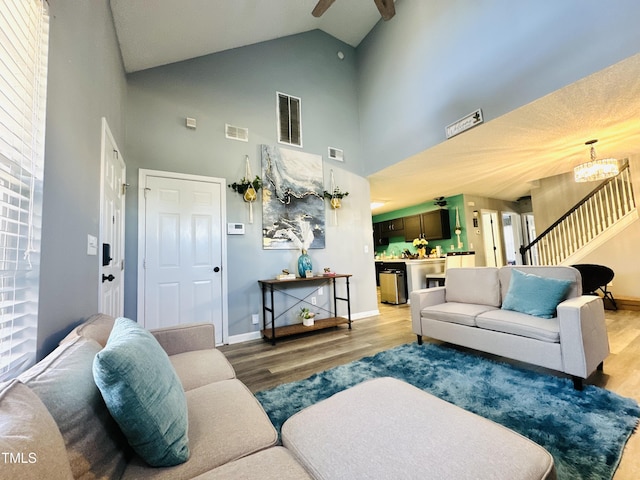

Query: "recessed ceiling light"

xmin=370 ymin=201 xmax=385 ymax=210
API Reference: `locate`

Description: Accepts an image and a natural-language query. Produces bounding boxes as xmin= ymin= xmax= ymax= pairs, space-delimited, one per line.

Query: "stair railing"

xmin=520 ymin=162 xmax=635 ymax=265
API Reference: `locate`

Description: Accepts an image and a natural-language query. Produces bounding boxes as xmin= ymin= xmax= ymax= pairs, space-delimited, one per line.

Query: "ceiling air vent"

xmin=225 ymin=123 xmax=249 ymax=142
xmin=328 ymin=147 xmax=344 ymax=161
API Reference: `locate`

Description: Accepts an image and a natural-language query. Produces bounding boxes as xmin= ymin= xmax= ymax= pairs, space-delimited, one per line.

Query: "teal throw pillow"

xmin=93 ymin=317 xmax=189 ymax=467
xmin=501 ymin=269 xmax=573 ymax=319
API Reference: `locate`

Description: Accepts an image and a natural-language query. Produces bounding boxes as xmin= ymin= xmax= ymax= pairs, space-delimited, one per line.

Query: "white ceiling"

xmin=109 ymin=0 xmax=383 ymax=73
xmin=109 ymin=1 xmax=640 ymax=215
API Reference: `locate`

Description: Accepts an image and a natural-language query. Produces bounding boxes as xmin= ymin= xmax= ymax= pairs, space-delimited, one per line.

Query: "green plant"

xmin=229 ymin=175 xmax=262 ymax=194
xmin=322 ymin=187 xmax=349 ymax=200
xmin=299 ymin=307 xmax=314 ymax=319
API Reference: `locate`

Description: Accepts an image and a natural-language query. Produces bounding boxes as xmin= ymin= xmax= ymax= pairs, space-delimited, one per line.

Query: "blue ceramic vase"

xmin=298 ymin=250 xmax=313 ymax=278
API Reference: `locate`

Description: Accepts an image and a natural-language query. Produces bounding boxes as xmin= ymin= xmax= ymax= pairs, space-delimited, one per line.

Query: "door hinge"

xmin=143 ymin=187 xmax=151 ymax=199
xmin=122 ymin=183 xmax=130 ymax=195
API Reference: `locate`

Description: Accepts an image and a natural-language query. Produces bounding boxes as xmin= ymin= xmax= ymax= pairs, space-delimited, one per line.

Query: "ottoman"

xmin=281 ymin=377 xmax=556 ymax=480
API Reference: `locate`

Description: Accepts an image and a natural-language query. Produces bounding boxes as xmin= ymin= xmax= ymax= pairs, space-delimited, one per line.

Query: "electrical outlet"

xmin=318 ymin=287 xmax=323 ymax=296
xmin=251 ymin=314 xmax=259 ymax=325
xmin=311 ymin=297 xmax=317 ymax=305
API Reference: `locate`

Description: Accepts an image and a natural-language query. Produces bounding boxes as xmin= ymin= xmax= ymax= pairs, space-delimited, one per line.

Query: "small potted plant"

xmin=299 ymin=307 xmax=315 ymax=327
xmin=323 ymin=187 xmax=349 ymax=209
xmin=229 ymin=175 xmax=262 ymax=202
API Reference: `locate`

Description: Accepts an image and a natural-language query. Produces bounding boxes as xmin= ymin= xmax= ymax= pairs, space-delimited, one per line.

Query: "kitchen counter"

xmin=375 ymin=258 xmax=445 ymax=297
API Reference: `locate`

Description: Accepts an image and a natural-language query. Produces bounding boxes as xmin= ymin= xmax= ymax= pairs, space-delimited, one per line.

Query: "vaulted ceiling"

xmin=109 ymin=1 xmax=640 ymax=214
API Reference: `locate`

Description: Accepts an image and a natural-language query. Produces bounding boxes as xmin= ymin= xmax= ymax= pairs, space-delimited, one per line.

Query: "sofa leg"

xmin=417 ymin=335 xmax=423 ymax=345
xmin=572 ymin=376 xmax=584 ymax=391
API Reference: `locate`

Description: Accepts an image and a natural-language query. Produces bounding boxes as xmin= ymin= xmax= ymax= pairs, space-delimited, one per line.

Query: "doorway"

xmin=137 ymin=169 xmax=228 ymax=344
xmin=99 ymin=118 xmax=126 ymax=317
xmin=481 ymin=210 xmax=504 ymax=267
xmin=502 ymin=212 xmax=524 ymax=265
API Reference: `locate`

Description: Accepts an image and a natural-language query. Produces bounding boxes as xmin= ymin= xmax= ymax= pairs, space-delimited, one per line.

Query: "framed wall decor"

xmin=261 ymin=144 xmax=325 ymax=249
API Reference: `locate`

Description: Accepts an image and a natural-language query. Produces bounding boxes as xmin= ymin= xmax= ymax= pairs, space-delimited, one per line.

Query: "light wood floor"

xmin=220 ymin=300 xmax=640 ymax=480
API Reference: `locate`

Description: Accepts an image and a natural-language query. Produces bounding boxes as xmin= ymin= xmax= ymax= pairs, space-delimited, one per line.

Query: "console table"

xmin=258 ymin=274 xmax=352 ymax=345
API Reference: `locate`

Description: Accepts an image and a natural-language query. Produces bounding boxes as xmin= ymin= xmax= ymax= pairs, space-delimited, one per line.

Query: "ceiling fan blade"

xmin=312 ymin=0 xmax=336 ymax=17
xmin=374 ymin=0 xmax=396 ymax=20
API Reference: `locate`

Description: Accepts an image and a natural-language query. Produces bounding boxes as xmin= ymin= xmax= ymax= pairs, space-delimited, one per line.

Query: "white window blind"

xmin=0 ymin=0 xmax=49 ymax=380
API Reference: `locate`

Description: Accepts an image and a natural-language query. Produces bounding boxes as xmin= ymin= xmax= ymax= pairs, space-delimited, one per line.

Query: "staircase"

xmin=520 ymin=162 xmax=637 ymax=266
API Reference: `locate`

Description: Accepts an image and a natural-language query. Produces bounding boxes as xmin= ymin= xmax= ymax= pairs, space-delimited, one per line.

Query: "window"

xmin=277 ymin=92 xmax=302 ymax=147
xmin=0 ymin=0 xmax=49 ymax=380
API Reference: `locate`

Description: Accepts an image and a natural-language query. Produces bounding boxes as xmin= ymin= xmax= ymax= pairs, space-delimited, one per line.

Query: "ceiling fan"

xmin=312 ymin=0 xmax=396 ymax=21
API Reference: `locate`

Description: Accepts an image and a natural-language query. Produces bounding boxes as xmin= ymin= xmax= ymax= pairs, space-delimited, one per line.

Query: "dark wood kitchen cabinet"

xmin=380 ymin=218 xmax=404 ymax=238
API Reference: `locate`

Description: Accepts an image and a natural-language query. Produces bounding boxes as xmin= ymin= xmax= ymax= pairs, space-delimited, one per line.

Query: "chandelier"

xmin=574 ymin=139 xmax=619 ymax=182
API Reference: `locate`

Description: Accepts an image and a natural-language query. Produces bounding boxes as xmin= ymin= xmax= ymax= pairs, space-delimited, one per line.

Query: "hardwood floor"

xmin=219 ymin=300 xmax=640 ymax=480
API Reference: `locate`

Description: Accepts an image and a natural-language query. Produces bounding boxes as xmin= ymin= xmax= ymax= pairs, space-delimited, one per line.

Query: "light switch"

xmin=87 ymin=234 xmax=98 ymax=256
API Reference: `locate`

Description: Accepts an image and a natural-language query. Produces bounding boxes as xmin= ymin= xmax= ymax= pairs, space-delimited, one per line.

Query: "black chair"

xmin=571 ymin=264 xmax=617 ymax=310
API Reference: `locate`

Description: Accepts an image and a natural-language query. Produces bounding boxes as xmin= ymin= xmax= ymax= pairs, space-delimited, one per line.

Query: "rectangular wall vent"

xmin=328 ymin=147 xmax=344 ymax=161
xmin=225 ymin=123 xmax=249 ymax=142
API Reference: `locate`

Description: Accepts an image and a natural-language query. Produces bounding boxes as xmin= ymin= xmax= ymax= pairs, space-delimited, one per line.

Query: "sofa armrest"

xmin=557 ymin=295 xmax=610 ymax=378
xmin=409 ymin=287 xmax=446 ymax=336
xmin=150 ymin=323 xmax=216 ymax=356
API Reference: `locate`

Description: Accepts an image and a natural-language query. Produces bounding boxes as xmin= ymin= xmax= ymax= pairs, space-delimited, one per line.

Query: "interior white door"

xmin=140 ymin=172 xmax=226 ymax=344
xmin=99 ymin=118 xmax=126 ymax=317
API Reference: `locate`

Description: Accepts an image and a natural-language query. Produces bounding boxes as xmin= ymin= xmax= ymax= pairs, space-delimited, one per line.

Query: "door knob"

xmin=213 ymin=266 xmax=220 ymax=273
xmin=102 ymin=274 xmax=115 ymax=283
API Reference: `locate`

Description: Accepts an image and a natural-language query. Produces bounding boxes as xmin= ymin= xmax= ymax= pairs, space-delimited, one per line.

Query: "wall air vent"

xmin=225 ymin=123 xmax=249 ymax=142
xmin=328 ymin=147 xmax=344 ymax=161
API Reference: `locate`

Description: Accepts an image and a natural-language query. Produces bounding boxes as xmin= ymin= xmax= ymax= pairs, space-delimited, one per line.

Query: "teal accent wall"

xmin=372 ymin=195 xmax=468 ymax=257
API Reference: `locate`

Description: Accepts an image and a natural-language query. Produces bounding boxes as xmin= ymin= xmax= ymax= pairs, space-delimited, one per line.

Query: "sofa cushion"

xmin=445 ymin=267 xmax=501 ymax=306
xmin=60 ymin=313 xmax=115 ymax=347
xmin=502 ymin=269 xmax=573 ymax=319
xmin=282 ymin=377 xmax=556 ymax=480
xmin=476 ymin=309 xmax=561 ymax=343
xmin=0 ymin=380 xmax=74 ymax=480
xmin=170 ymin=349 xmax=236 ymax=391
xmin=421 ymin=302 xmax=499 ymax=327
xmin=121 ymin=379 xmax=278 ymax=480
xmin=191 ymin=447 xmax=313 ymax=480
xmin=19 ymin=337 xmax=129 ymax=480
xmin=93 ymin=317 xmax=189 ymax=467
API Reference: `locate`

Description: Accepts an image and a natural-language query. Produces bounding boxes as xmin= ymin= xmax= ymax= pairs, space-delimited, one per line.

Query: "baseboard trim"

xmin=225 ymin=309 xmax=381 ymax=345
xmin=615 ymin=297 xmax=640 ymax=311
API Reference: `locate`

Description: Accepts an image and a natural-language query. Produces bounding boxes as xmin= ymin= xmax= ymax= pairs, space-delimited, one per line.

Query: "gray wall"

xmin=124 ymin=31 xmax=378 ymax=337
xmin=357 ymin=0 xmax=640 ymax=176
xmin=38 ymin=0 xmax=127 ymax=358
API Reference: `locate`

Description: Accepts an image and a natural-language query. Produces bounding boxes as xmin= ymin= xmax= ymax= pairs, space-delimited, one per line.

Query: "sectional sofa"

xmin=1 ymin=312 xmax=557 ymax=479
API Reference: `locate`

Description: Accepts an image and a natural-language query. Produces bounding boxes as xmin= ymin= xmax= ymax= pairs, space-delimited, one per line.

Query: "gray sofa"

xmin=2 ymin=314 xmax=312 ymax=480
xmin=410 ymin=266 xmax=610 ymax=389
xmin=2 ymin=313 xmax=558 ymax=479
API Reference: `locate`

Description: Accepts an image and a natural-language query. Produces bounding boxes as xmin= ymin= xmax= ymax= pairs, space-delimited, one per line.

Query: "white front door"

xmin=99 ymin=118 xmax=126 ymax=317
xmin=138 ymin=170 xmax=227 ymax=344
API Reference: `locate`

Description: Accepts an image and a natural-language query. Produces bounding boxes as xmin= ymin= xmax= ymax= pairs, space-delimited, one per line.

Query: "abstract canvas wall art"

xmin=261 ymin=145 xmax=325 ymax=250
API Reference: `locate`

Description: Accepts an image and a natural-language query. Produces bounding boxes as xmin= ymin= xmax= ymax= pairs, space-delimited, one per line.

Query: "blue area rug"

xmin=255 ymin=342 xmax=639 ymax=480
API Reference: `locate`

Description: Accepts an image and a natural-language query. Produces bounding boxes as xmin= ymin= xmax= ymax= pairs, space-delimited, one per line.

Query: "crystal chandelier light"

xmin=574 ymin=139 xmax=619 ymax=182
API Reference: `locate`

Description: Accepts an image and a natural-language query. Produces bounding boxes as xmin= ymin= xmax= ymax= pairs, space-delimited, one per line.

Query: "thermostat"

xmin=227 ymin=223 xmax=245 ymax=235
